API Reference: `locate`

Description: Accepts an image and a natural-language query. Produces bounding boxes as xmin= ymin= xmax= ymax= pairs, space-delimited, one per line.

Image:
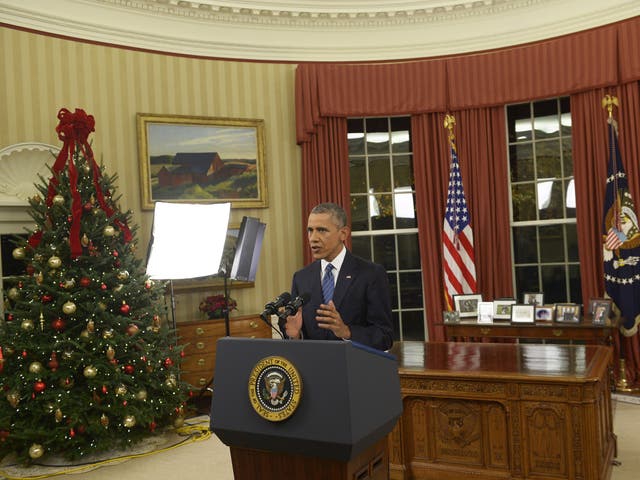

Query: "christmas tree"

xmin=0 ymin=108 xmax=189 ymax=464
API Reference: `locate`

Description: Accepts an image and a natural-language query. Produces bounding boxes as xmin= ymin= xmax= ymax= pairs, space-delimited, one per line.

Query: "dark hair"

xmin=311 ymin=203 xmax=347 ymax=229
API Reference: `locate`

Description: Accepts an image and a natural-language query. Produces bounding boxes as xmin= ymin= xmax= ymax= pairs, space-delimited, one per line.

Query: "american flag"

xmin=443 ymin=139 xmax=477 ymax=310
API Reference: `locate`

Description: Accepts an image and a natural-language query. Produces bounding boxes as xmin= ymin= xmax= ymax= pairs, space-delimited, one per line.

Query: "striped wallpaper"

xmin=0 ymin=26 xmax=302 ymax=323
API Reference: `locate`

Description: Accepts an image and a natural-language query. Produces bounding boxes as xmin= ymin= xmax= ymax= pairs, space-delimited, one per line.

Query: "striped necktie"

xmin=322 ymin=263 xmax=335 ymax=303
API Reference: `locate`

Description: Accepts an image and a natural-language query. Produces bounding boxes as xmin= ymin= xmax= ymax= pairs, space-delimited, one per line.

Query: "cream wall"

xmin=0 ymin=26 xmax=302 ymax=323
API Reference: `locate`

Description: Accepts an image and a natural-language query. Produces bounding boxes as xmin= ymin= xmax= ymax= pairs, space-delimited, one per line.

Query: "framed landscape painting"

xmin=137 ymin=114 xmax=267 ymax=210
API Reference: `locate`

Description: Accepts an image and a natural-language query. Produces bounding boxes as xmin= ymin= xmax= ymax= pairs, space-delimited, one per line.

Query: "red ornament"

xmin=101 ymin=283 xmax=107 ymax=290
xmin=83 ymin=202 xmax=92 ymax=212
xmin=120 ymin=303 xmax=131 ymax=315
xmin=0 ymin=430 xmax=9 ymax=442
xmin=164 ymin=358 xmax=174 ymax=368
xmin=123 ymin=400 xmax=127 ymax=406
xmin=102 ymin=385 xmax=108 ymax=394
xmin=6 ymin=314 xmax=13 ymax=322
xmin=124 ymin=365 xmax=135 ymax=374
xmin=79 ymin=277 xmax=91 ymax=287
xmin=41 ymin=294 xmax=53 ymax=303
xmin=112 ymin=250 xmax=119 ymax=257
xmin=67 ymin=215 xmax=73 ymax=223
xmin=22 ymin=350 xmax=27 ymax=358
xmin=77 ymin=425 xmax=86 ymax=434
xmin=69 ymin=428 xmax=75 ymax=438
xmin=33 ymin=381 xmax=46 ymax=393
xmin=180 ymin=351 xmax=185 ymax=358
xmin=51 ymin=318 xmax=66 ymax=332
xmin=114 ymin=260 xmax=121 ymax=268
xmin=149 ymin=421 xmax=157 ymax=432
xmin=26 ymin=265 xmax=35 ymax=275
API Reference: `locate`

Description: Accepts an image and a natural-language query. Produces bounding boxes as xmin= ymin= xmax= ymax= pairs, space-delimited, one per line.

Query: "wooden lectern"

xmin=211 ymin=338 xmax=402 ymax=480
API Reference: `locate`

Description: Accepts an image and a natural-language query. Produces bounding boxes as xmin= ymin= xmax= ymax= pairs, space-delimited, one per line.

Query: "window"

xmin=507 ymin=97 xmax=581 ymax=304
xmin=347 ymin=117 xmax=425 ymax=341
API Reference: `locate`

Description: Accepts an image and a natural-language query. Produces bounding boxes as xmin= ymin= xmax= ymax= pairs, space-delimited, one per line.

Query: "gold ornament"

xmin=39 ymin=312 xmax=44 ymax=331
xmin=7 ymin=287 xmax=19 ymax=300
xmin=87 ymin=320 xmax=95 ymax=333
xmin=62 ymin=278 xmax=75 ymax=289
xmin=55 ymin=408 xmax=63 ymax=422
xmin=45 ymin=403 xmax=56 ymax=413
xmin=117 ymin=270 xmax=130 ymax=281
xmin=113 ymin=284 xmax=123 ymax=292
xmin=48 ymin=256 xmax=62 ymax=269
xmin=164 ymin=374 xmax=177 ymax=388
xmin=80 ymin=329 xmax=90 ymax=340
xmin=28 ymin=362 xmax=44 ymax=374
xmin=100 ymin=414 xmax=109 ymax=427
xmin=21 ymin=319 xmax=34 ymax=331
xmin=83 ymin=365 xmax=98 ymax=378
xmin=52 ymin=194 xmax=64 ymax=205
xmin=81 ymin=233 xmax=90 ymax=247
xmin=12 ymin=247 xmax=26 ymax=260
xmin=123 ymin=415 xmax=136 ymax=428
xmin=62 ymin=301 xmax=76 ymax=315
xmin=135 ymin=389 xmax=148 ymax=401
xmin=115 ymin=384 xmax=127 ymax=396
xmin=102 ymin=328 xmax=114 ymax=339
xmin=28 ymin=443 xmax=44 ymax=459
xmin=62 ymin=350 xmax=73 ymax=360
xmin=103 ymin=225 xmax=115 ymax=237
xmin=106 ymin=346 xmax=116 ymax=360
xmin=98 ymin=302 xmax=107 ymax=311
xmin=6 ymin=390 xmax=20 ymax=408
xmin=173 ymin=416 xmax=185 ymax=428
xmin=36 ymin=271 xmax=44 ymax=284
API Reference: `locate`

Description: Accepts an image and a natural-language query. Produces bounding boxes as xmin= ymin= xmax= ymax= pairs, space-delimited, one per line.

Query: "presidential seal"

xmin=248 ymin=356 xmax=302 ymax=421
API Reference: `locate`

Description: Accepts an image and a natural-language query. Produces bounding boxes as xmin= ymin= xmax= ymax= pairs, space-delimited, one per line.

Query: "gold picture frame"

xmin=137 ymin=113 xmax=267 ymax=210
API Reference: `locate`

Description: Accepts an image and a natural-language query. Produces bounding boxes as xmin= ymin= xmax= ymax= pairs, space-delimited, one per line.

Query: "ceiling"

xmin=0 ymin=0 xmax=638 ymax=61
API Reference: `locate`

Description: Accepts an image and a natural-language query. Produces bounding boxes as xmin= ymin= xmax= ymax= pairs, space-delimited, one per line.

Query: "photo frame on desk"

xmin=137 ymin=113 xmax=267 ymax=210
xmin=534 ymin=305 xmax=555 ymax=322
xmin=477 ymin=301 xmax=494 ymax=324
xmin=555 ymin=303 xmax=581 ymax=323
xmin=589 ymin=298 xmax=612 ymax=325
xmin=443 ymin=311 xmax=460 ymax=324
xmin=511 ymin=304 xmax=535 ymax=323
xmin=493 ymin=299 xmax=516 ymax=320
xmin=523 ymin=292 xmax=544 ymax=306
xmin=453 ymin=294 xmax=483 ymax=318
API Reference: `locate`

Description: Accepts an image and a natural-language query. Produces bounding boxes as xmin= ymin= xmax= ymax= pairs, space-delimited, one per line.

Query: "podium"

xmin=210 ymin=337 xmax=402 ymax=480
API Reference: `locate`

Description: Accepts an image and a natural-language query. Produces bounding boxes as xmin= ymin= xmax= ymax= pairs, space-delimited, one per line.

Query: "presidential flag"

xmin=602 ymin=118 xmax=640 ymax=336
xmin=443 ymin=133 xmax=477 ymax=310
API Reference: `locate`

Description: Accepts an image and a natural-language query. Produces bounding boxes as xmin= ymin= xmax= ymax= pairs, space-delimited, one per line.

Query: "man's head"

xmin=307 ymin=203 xmax=349 ymax=262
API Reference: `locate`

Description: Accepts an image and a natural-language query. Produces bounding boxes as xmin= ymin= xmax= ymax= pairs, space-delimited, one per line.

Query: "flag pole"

xmin=602 ymin=95 xmax=638 ymax=393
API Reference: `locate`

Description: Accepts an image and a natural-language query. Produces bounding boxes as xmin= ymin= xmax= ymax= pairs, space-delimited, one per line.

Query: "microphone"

xmin=260 ymin=292 xmax=291 ymax=320
xmin=278 ymin=293 xmax=310 ymax=319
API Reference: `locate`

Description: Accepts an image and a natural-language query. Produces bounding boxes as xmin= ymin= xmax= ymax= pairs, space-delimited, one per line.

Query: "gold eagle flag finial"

xmin=444 ymin=113 xmax=456 ymax=144
xmin=602 ymin=94 xmax=619 ymax=118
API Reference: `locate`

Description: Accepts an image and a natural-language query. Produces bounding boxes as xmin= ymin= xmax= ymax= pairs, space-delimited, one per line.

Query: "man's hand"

xmin=285 ymin=309 xmax=303 ymax=339
xmin=316 ymin=300 xmax=351 ymax=340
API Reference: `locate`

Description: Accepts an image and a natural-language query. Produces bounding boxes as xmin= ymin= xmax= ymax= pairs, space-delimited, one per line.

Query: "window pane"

xmin=541 ymin=265 xmax=567 ymax=303
xmin=365 ymin=118 xmax=390 ymax=155
xmin=510 ymin=144 xmax=534 ymax=182
xmin=388 ymin=273 xmax=398 ymax=310
xmin=536 ymin=139 xmax=561 ymax=179
xmin=565 ymin=179 xmax=576 ymax=218
xmin=515 ymin=265 xmax=539 ymax=298
xmin=373 ymin=235 xmax=396 ymax=271
xmin=369 ymin=155 xmax=391 ymax=193
xmin=512 ymin=183 xmax=536 ymax=221
xmin=371 ymin=193 xmax=394 ymax=230
xmin=392 ymin=312 xmax=401 ymax=341
xmin=539 ymin=225 xmax=564 ymax=262
xmin=399 ymin=272 xmax=424 ymax=309
xmin=538 ymin=180 xmax=564 ymax=220
xmin=347 ymin=118 xmax=365 ymax=155
xmin=401 ymin=310 xmax=425 ymax=341
xmin=390 ymin=117 xmax=411 ymax=153
xmin=349 ymin=156 xmax=367 ymax=194
xmin=568 ymin=264 xmax=582 ymax=305
xmin=351 ymin=236 xmax=371 ymax=260
xmin=350 ymin=196 xmax=369 ymax=231
xmin=533 ymin=99 xmax=560 ymax=139
xmin=393 ymin=154 xmax=413 ymax=189
xmin=397 ymin=234 xmax=421 ymax=269
xmin=562 ymin=137 xmax=573 ymax=176
xmin=507 ymin=103 xmax=532 ymax=143
xmin=566 ymin=224 xmax=578 ymax=262
xmin=513 ymin=226 xmax=538 ymax=263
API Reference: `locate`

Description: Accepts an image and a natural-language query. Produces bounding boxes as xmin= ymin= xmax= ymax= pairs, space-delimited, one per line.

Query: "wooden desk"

xmin=438 ymin=320 xmax=616 ymax=344
xmin=387 ymin=342 xmax=616 ymax=480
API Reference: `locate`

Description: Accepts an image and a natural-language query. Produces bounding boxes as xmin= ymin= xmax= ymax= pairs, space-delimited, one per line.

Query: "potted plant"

xmin=199 ymin=294 xmax=238 ymax=319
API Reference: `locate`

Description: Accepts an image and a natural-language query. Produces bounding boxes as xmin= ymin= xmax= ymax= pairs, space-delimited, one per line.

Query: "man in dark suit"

xmin=284 ymin=203 xmax=393 ymax=351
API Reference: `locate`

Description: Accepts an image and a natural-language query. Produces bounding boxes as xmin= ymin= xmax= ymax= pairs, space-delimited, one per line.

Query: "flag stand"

xmin=616 ymin=358 xmax=639 ymax=393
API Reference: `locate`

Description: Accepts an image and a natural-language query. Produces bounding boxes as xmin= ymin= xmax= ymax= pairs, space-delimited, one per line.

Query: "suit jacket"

xmin=290 ymin=250 xmax=393 ymax=351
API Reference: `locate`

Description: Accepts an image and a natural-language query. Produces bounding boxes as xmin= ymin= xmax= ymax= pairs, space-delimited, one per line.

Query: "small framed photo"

xmin=534 ymin=305 xmax=555 ymax=322
xmin=589 ymin=299 xmax=612 ymax=325
xmin=453 ymin=294 xmax=483 ymax=318
xmin=493 ymin=299 xmax=516 ymax=320
xmin=477 ymin=302 xmax=494 ymax=324
xmin=443 ymin=310 xmax=460 ymax=324
xmin=555 ymin=303 xmax=581 ymax=323
xmin=511 ymin=304 xmax=535 ymax=323
xmin=523 ymin=292 xmax=544 ymax=306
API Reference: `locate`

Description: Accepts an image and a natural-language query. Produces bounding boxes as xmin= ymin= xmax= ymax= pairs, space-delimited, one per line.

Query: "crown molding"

xmin=0 ymin=0 xmax=638 ymax=61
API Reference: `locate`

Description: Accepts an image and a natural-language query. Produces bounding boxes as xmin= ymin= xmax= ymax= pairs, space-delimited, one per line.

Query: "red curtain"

xmin=294 ymin=17 xmax=640 ymax=378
